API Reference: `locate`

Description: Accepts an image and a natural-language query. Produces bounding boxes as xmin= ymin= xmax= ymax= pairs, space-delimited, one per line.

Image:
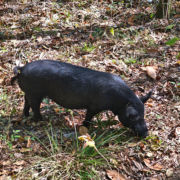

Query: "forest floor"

xmin=0 ymin=0 xmax=180 ymax=179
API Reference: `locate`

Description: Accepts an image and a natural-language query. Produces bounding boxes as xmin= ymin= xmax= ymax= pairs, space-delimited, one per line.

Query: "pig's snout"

xmin=133 ymin=122 xmax=149 ymax=138
xmin=140 ymin=131 xmax=149 ymax=138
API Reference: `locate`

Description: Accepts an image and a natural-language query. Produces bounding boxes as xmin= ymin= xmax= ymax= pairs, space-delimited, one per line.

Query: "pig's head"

xmin=119 ymin=90 xmax=153 ymax=138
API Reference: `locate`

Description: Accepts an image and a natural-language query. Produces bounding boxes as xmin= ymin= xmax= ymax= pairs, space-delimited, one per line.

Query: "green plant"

xmin=92 ymin=27 xmax=104 ymax=37
xmin=165 ymin=37 xmax=179 ymax=46
xmin=1 ymin=130 xmax=22 ymax=149
xmin=0 ymin=134 xmax=7 ymax=141
xmin=150 ymin=14 xmax=154 ymax=18
xmin=0 ymin=90 xmax=10 ymax=116
xmin=125 ymin=57 xmax=137 ymax=64
xmin=110 ymin=27 xmax=114 ymax=36
xmin=44 ymin=123 xmax=62 ymax=155
xmin=94 ymin=113 xmax=119 ymax=130
xmin=74 ymin=169 xmax=99 ymax=180
xmin=11 ymin=117 xmax=133 ymax=179
xmin=32 ymin=26 xmax=41 ymax=32
xmin=10 ymin=130 xmax=21 ymax=141
xmin=78 ymin=1 xmax=87 ymax=7
xmin=81 ymin=43 xmax=95 ymax=52
xmin=156 ymin=115 xmax=162 ymax=119
xmin=176 ymin=52 xmax=180 ymax=59
xmin=0 ymin=47 xmax=7 ymax=52
xmin=166 ymin=24 xmax=175 ymax=30
xmin=0 ymin=91 xmax=8 ymax=102
xmin=170 ymin=81 xmax=180 ymax=89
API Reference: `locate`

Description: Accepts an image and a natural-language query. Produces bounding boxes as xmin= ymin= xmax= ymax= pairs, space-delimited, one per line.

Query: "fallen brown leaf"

xmin=147 ymin=66 xmax=157 ymax=79
xmin=20 ymin=148 xmax=31 ymax=152
xmin=146 ymin=103 xmax=153 ymax=107
xmin=174 ymin=14 xmax=180 ymax=18
xmin=37 ymin=36 xmax=42 ymax=42
xmin=147 ymin=49 xmax=160 ymax=56
xmin=166 ymin=168 xmax=173 ymax=177
xmin=0 ymin=170 xmax=9 ymax=176
xmin=18 ymin=136 xmax=26 ymax=143
xmin=13 ymin=160 xmax=26 ymax=166
xmin=106 ymin=169 xmax=126 ymax=180
xmin=27 ymin=136 xmax=32 ymax=148
xmin=132 ymin=160 xmax=143 ymax=170
xmin=79 ymin=126 xmax=88 ymax=135
xmin=175 ymin=127 xmax=180 ymax=135
xmin=127 ymin=15 xmax=136 ymax=26
xmin=127 ymin=143 xmax=137 ymax=147
xmin=0 ymin=78 xmax=4 ymax=85
xmin=11 ymin=116 xmax=23 ymax=123
xmin=89 ymin=33 xmax=94 ymax=40
xmin=2 ymin=161 xmax=11 ymax=166
xmin=144 ymin=159 xmax=163 ymax=170
xmin=39 ymin=50 xmax=45 ymax=59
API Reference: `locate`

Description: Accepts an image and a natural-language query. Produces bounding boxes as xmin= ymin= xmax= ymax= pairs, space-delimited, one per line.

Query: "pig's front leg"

xmin=83 ymin=110 xmax=99 ymax=128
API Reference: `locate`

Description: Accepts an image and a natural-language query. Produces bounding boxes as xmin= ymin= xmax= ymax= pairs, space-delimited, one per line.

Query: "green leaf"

xmin=8 ymin=143 xmax=13 ymax=149
xmin=1 ymin=49 xmax=7 ymax=52
xmin=176 ymin=52 xmax=180 ymax=59
xmin=110 ymin=28 xmax=114 ymax=36
xmin=13 ymin=130 xmax=21 ymax=133
xmin=67 ymin=12 xmax=71 ymax=18
xmin=14 ymin=135 xmax=21 ymax=138
xmin=166 ymin=24 xmax=175 ymax=29
xmin=165 ymin=37 xmax=179 ymax=46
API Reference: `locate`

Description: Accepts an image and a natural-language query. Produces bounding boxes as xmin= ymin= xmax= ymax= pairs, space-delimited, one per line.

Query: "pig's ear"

xmin=126 ymin=106 xmax=138 ymax=117
xmin=140 ymin=90 xmax=153 ymax=103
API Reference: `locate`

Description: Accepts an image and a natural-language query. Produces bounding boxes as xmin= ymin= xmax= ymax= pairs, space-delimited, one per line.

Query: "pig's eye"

xmin=129 ymin=113 xmax=138 ymax=117
xmin=127 ymin=111 xmax=138 ymax=118
xmin=130 ymin=115 xmax=140 ymax=122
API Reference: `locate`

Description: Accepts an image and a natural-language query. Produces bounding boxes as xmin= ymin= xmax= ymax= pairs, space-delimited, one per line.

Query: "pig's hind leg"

xmin=23 ymin=95 xmax=30 ymax=117
xmin=25 ymin=94 xmax=43 ymax=122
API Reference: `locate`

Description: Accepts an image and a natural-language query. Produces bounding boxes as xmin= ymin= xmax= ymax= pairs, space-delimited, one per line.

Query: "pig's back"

xmin=17 ymin=60 xmax=136 ymax=110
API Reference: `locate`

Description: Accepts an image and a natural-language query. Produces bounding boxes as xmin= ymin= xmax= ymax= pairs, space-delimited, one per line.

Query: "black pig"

xmin=11 ymin=60 xmax=152 ymax=137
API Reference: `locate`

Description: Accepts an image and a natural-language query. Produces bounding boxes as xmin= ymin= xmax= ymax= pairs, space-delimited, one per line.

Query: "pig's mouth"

xmin=136 ymin=130 xmax=149 ymax=138
xmin=122 ymin=121 xmax=149 ymax=138
xmin=131 ymin=124 xmax=149 ymax=138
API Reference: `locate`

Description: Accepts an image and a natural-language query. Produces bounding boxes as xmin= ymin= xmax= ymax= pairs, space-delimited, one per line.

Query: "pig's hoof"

xmin=31 ymin=117 xmax=40 ymax=122
xmin=82 ymin=123 xmax=90 ymax=129
xmin=32 ymin=114 xmax=43 ymax=122
xmin=24 ymin=111 xmax=29 ymax=117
